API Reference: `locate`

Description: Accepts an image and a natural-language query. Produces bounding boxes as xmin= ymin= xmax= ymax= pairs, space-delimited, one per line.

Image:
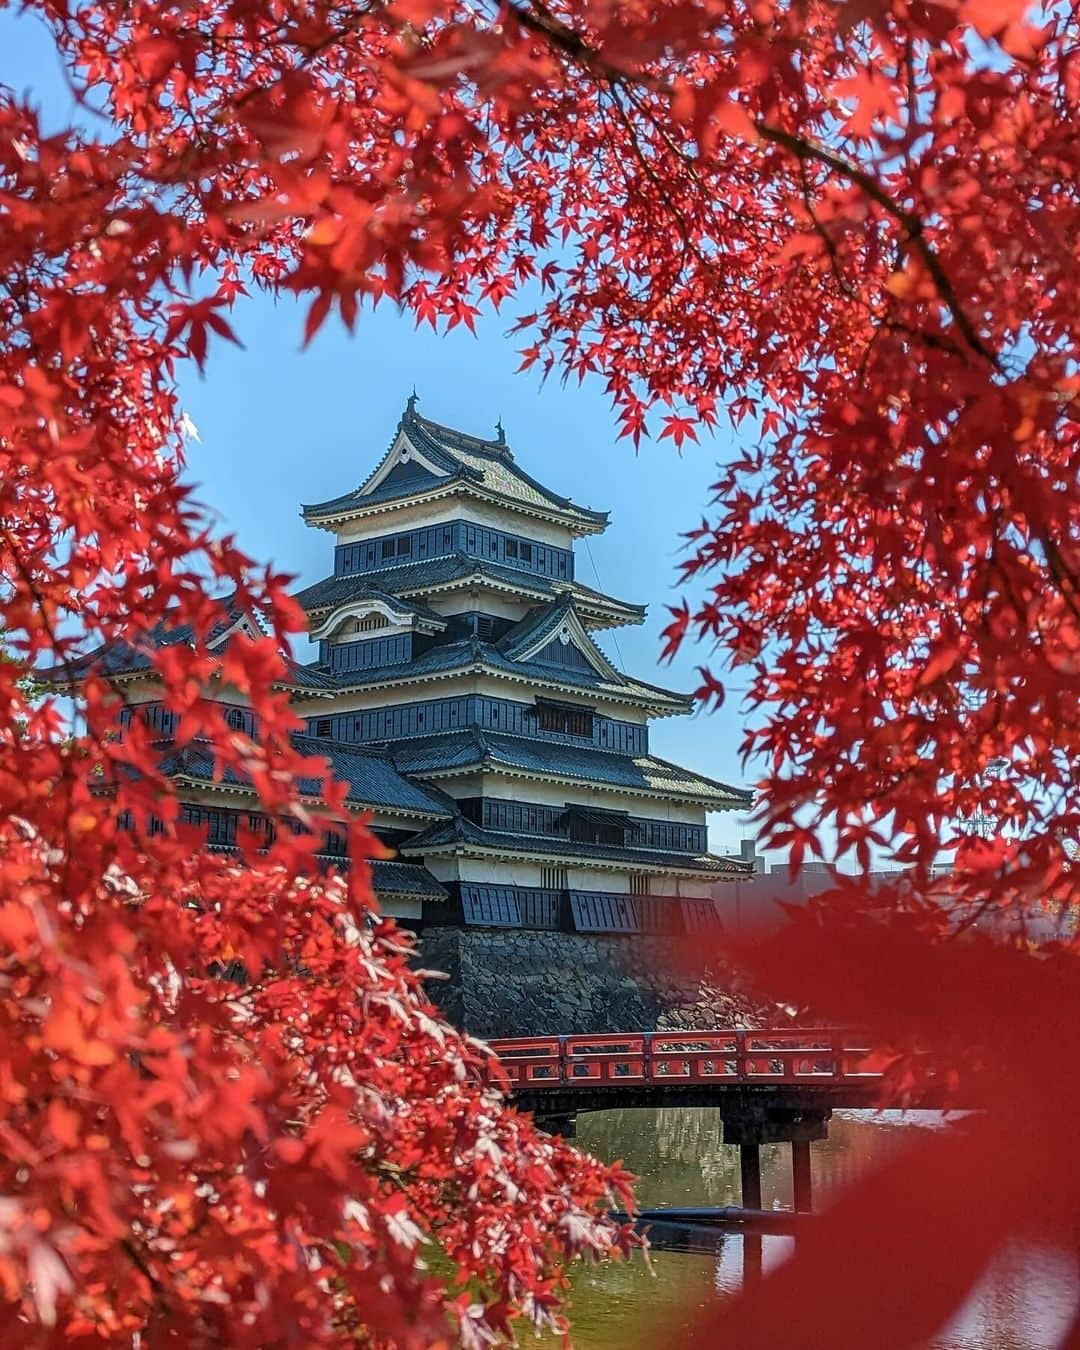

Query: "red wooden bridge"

xmin=489 ymin=1027 xmax=880 ymax=1096
xmin=488 ymin=1028 xmax=899 ymax=1217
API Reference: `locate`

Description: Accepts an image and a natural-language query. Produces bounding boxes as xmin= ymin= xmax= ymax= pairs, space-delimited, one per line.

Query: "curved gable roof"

xmin=301 ymin=400 xmax=608 ymax=531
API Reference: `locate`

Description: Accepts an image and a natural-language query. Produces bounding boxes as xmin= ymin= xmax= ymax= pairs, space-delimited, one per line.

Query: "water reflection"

xmin=541 ymin=1108 xmax=1077 ymax=1349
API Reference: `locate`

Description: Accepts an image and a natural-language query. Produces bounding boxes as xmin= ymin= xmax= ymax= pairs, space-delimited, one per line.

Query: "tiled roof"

xmin=161 ymin=737 xmax=452 ymax=819
xmin=302 ymin=404 xmax=608 ymax=528
xmin=294 ymin=555 xmax=644 ymax=626
xmin=276 ymin=661 xmax=340 ymax=692
xmin=369 ymin=858 xmax=448 ymax=900
xmin=399 ymin=816 xmax=748 ymax=874
xmin=292 ymin=580 xmax=445 ymax=627
xmin=390 ymin=729 xmax=750 ymax=808
xmin=297 ymin=633 xmax=690 ymax=710
xmin=496 ymin=598 xmax=577 ymax=660
xmin=495 ymin=597 xmax=620 ymax=678
xmin=50 ymin=596 xmax=334 ymax=695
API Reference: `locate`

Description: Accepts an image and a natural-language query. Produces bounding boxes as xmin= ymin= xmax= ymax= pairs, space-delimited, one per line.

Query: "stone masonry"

xmin=418 ymin=928 xmax=761 ymax=1038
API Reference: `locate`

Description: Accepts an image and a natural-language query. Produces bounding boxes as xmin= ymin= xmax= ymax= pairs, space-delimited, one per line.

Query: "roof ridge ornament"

xmin=495 ymin=417 xmax=506 ymax=446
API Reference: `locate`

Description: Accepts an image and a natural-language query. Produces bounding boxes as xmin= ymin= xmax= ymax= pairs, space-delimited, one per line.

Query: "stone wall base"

xmin=417 ymin=927 xmax=758 ymax=1038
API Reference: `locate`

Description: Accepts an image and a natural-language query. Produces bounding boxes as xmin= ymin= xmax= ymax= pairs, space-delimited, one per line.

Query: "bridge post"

xmin=791 ymin=1139 xmax=813 ymax=1212
xmin=538 ymin=1113 xmax=577 ymax=1140
xmin=739 ymin=1142 xmax=762 ymax=1210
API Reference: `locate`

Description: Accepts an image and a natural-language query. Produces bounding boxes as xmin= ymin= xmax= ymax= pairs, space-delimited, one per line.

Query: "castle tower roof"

xmin=301 ymin=397 xmax=609 ymax=535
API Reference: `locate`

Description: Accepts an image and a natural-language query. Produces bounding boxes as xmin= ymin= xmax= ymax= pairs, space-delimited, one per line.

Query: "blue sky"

xmin=3 ymin=10 xmax=763 ymax=857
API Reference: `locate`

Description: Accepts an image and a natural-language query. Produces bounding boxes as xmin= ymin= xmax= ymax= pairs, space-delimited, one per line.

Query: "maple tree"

xmin=2 ymin=0 xmax=1077 ymax=1343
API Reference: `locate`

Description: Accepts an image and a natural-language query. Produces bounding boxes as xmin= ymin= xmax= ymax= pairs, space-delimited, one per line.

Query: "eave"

xmin=302 ymin=570 xmax=644 ymax=632
xmin=47 ymin=665 xmax=338 ymax=702
xmin=398 ymin=836 xmax=746 ymax=880
xmin=169 ymin=773 xmax=448 ymax=824
xmin=413 ymin=761 xmax=747 ymax=812
xmin=325 ymin=659 xmax=692 ymax=717
xmin=301 ymin=479 xmax=608 ymax=538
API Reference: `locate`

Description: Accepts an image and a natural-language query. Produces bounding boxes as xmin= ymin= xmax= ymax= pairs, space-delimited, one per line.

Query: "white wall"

xmin=334 ymin=496 xmax=575 ymax=550
xmin=421 ymin=855 xmax=714 ymax=897
xmin=476 ymin=773 xmax=707 ymax=823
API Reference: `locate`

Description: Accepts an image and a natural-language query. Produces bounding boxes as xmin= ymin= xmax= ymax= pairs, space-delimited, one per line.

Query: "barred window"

xmin=537 ymin=701 xmax=593 ymax=738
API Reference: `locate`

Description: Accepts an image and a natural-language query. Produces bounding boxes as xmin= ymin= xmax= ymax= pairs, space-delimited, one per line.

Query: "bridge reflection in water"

xmin=533 ymin=1108 xmax=1079 ymax=1349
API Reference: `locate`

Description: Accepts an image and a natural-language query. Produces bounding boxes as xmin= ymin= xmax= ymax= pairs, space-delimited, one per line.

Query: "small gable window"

xmin=358 ymin=613 xmax=389 ymax=632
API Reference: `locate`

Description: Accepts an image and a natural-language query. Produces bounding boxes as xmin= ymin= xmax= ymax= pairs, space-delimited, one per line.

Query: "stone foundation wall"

xmin=417 ymin=927 xmax=758 ymax=1038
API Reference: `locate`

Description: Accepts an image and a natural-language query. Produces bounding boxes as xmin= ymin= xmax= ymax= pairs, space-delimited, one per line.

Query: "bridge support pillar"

xmin=791 ymin=1139 xmax=813 ymax=1213
xmin=537 ymin=1114 xmax=577 ymax=1140
xmin=740 ymin=1143 xmax=762 ymax=1210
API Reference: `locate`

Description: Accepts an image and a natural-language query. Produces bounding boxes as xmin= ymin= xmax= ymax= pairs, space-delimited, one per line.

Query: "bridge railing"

xmin=488 ymin=1029 xmax=878 ymax=1090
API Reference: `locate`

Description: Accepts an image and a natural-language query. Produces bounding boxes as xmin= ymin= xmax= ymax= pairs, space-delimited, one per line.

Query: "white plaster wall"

xmin=447 ymin=859 xmax=717 ymax=897
xmin=478 ymin=774 xmax=708 ymax=823
xmin=177 ymin=784 xmax=433 ymax=836
xmin=118 ymin=680 xmax=253 ymax=707
xmin=334 ymin=497 xmax=576 ymax=550
xmin=378 ymin=898 xmax=422 ymax=920
xmin=425 ymin=591 xmax=534 ymax=621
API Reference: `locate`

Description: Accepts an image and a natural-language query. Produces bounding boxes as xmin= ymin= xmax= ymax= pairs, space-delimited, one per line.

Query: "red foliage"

xmin=3 ymin=0 xmax=1078 ymax=1342
xmin=0 ymin=4 xmax=653 ymax=1342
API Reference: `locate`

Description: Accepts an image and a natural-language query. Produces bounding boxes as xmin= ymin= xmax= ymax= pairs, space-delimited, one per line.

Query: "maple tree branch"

xmin=750 ymin=121 xmax=998 ymax=368
xmin=509 ymin=0 xmax=998 ymax=371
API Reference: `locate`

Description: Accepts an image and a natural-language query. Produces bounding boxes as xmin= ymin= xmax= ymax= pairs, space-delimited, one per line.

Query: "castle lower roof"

xmin=160 ymin=736 xmax=453 ymax=821
xmin=45 ymin=599 xmax=338 ymax=697
xmin=298 ymin=636 xmax=692 ymax=713
xmin=368 ymin=858 xmax=448 ymax=901
xmin=389 ymin=729 xmax=751 ymax=809
xmin=399 ymin=816 xmax=749 ymax=876
xmin=293 ymin=554 xmax=645 ymax=629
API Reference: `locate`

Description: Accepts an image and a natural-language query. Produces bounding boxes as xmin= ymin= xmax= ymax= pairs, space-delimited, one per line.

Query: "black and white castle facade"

xmin=84 ymin=398 xmax=755 ymax=1029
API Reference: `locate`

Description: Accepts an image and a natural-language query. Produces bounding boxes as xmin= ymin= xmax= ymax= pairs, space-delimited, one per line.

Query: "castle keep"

xmin=84 ymin=400 xmax=754 ymax=1029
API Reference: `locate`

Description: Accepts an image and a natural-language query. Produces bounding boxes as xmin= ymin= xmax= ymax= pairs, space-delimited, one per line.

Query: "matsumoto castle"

xmin=99 ymin=398 xmax=753 ymax=955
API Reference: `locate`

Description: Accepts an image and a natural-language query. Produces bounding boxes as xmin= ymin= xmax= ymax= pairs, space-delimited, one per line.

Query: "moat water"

xmin=540 ymin=1109 xmax=1077 ymax=1349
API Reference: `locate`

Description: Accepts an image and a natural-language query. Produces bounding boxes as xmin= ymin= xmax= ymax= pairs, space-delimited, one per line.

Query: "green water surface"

xmin=542 ymin=1109 xmax=1076 ymax=1349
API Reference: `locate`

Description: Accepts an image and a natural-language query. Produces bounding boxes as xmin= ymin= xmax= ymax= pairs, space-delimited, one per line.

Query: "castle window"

xmin=537 ymin=700 xmax=593 ymax=738
xmin=630 ymin=874 xmax=650 ymax=896
xmin=397 ymin=536 xmax=412 ymax=557
xmin=381 ymin=539 xmax=395 ymax=560
xmin=315 ymin=718 xmax=332 ymax=736
xmin=475 ymin=615 xmax=496 ymax=641
xmin=504 ymin=538 xmax=518 ymax=559
xmin=358 ymin=613 xmax=389 ymax=632
xmin=541 ymin=865 xmax=568 ymax=891
xmin=565 ymin=805 xmax=629 ymax=846
xmin=519 ymin=542 xmax=533 ymax=564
